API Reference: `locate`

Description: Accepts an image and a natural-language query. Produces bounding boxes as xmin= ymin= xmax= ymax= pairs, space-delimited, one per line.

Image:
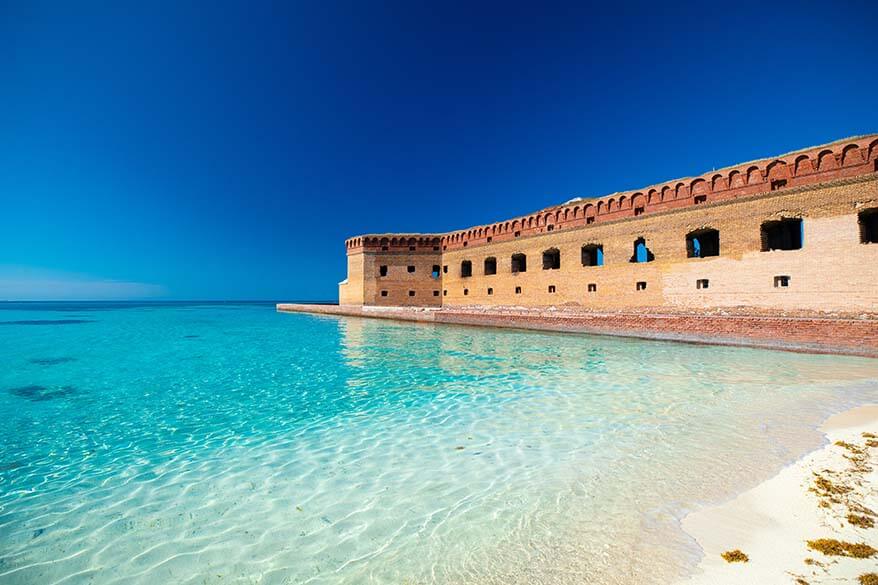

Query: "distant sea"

xmin=1 ymin=301 xmax=876 ymax=584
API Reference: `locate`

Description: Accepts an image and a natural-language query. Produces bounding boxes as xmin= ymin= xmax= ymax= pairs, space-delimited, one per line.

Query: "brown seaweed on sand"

xmin=806 ymin=539 xmax=876 ymax=558
xmin=720 ymin=549 xmax=749 ymax=563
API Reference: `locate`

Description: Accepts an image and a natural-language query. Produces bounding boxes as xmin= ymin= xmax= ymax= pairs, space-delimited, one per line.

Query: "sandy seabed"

xmin=680 ymin=404 xmax=878 ymax=585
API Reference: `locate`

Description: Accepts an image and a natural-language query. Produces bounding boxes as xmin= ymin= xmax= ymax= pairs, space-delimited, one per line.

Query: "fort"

xmin=280 ymin=135 xmax=878 ymax=356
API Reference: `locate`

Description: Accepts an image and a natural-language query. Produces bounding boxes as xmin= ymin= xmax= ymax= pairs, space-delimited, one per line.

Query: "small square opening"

xmin=408 ymin=290 xmax=415 ymax=297
xmin=774 ymin=275 xmax=790 ymax=288
xmin=407 ymin=265 xmax=415 ymax=273
xmin=548 ymin=285 xmax=556 ymax=293
xmin=514 ymin=231 xmax=521 ymax=238
xmin=382 ymin=246 xmax=389 ymax=251
xmin=586 ymin=217 xmax=595 ymax=225
xmin=515 ymin=286 xmax=522 ymax=294
xmin=634 ymin=206 xmax=645 ymax=216
xmin=547 ymin=225 xmax=554 ymax=232
xmin=696 ymin=279 xmax=709 ymax=289
xmin=859 ymin=208 xmax=878 ymax=243
xmin=487 ymin=288 xmax=493 ymax=295
xmin=409 ymin=246 xmax=415 ymax=251
xmin=587 ymin=283 xmax=597 ymax=293
xmin=636 ymin=281 xmax=647 ymax=291
xmin=487 ymin=236 xmax=493 ymax=243
xmin=433 ymin=290 xmax=439 ymax=296
xmin=443 ymin=290 xmax=447 ymax=296
xmin=379 ymin=265 xmax=388 ymax=277
xmin=380 ymin=290 xmax=388 ymax=297
xmin=770 ymin=179 xmax=787 ymax=191
xmin=694 ymin=195 xmax=707 ymax=204
xmin=463 ymin=288 xmax=469 ymax=296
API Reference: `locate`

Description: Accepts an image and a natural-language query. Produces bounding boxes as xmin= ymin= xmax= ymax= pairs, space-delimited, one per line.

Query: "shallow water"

xmin=0 ymin=301 xmax=876 ymax=585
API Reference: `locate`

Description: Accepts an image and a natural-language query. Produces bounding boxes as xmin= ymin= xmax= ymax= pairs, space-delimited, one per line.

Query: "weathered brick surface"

xmin=340 ymin=135 xmax=878 ymax=314
xmin=276 ymin=304 xmax=878 ymax=357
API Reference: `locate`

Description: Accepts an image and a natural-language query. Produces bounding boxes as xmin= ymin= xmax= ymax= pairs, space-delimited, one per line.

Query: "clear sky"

xmin=2 ymin=1 xmax=876 ymax=301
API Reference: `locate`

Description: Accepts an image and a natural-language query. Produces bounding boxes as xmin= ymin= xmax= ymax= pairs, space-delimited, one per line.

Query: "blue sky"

xmin=1 ymin=0 xmax=876 ymax=301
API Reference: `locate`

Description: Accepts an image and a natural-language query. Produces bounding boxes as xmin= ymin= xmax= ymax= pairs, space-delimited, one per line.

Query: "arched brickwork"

xmin=346 ymin=135 xmax=877 ymax=254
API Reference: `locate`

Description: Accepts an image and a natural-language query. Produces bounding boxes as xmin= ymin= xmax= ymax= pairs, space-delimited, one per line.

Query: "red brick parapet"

xmin=343 ymin=134 xmax=878 ymax=254
xmin=276 ymin=303 xmax=878 ymax=358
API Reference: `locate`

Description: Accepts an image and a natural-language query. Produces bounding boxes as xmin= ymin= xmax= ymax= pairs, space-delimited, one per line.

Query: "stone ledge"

xmin=276 ymin=303 xmax=878 ymax=358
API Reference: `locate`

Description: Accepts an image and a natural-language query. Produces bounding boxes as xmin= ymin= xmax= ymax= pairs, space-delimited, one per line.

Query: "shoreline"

xmin=276 ymin=303 xmax=878 ymax=358
xmin=678 ymin=403 xmax=878 ymax=584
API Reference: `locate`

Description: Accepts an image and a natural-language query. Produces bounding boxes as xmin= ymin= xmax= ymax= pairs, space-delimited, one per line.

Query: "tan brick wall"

xmin=338 ymin=253 xmax=364 ymax=305
xmin=338 ymin=133 xmax=878 ymax=314
xmin=439 ymin=177 xmax=878 ymax=312
xmin=360 ymin=250 xmax=443 ymax=306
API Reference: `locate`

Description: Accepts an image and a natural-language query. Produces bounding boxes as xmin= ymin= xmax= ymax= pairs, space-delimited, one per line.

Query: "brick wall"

xmin=339 ymin=135 xmax=878 ymax=315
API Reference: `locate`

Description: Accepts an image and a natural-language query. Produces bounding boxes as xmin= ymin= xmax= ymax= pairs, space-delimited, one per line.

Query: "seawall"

xmin=276 ymin=303 xmax=878 ymax=358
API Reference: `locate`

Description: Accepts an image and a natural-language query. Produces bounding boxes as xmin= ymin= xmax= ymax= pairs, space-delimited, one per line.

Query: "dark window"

xmin=547 ymin=225 xmax=554 ymax=232
xmin=463 ymin=288 xmax=469 ymax=296
xmin=636 ymin=281 xmax=647 ymax=291
xmin=379 ymin=265 xmax=388 ymax=277
xmin=443 ymin=245 xmax=447 ymax=251
xmin=409 ymin=246 xmax=416 ymax=251
xmin=686 ymin=229 xmax=720 ymax=258
xmin=463 ymin=241 xmax=468 ymax=247
xmin=487 ymin=287 xmax=493 ymax=295
xmin=443 ymin=290 xmax=447 ymax=296
xmin=581 ymin=244 xmax=604 ymax=266
xmin=586 ymin=217 xmax=595 ymax=225
xmin=774 ymin=275 xmax=790 ymax=288
xmin=443 ymin=265 xmax=448 ymax=274
xmin=696 ymin=279 xmax=709 ymax=289
xmin=484 ymin=257 xmax=497 ymax=275
xmin=515 ymin=286 xmax=522 ymax=294
xmin=694 ymin=195 xmax=707 ymax=204
xmin=514 ymin=231 xmax=521 ymax=237
xmin=408 ymin=290 xmax=415 ymax=296
xmin=634 ymin=206 xmax=645 ymax=216
xmin=431 ymin=265 xmax=441 ymax=278
xmin=548 ymin=285 xmax=556 ymax=293
xmin=433 ymin=246 xmax=440 ymax=251
xmin=542 ymin=248 xmax=560 ymax=270
xmin=770 ymin=179 xmax=787 ymax=191
xmin=380 ymin=290 xmax=388 ymax=297
xmin=382 ymin=246 xmax=389 ymax=251
xmin=859 ymin=208 xmax=878 ymax=243
xmin=487 ymin=236 xmax=493 ymax=243
xmin=433 ymin=290 xmax=439 ymax=296
xmin=587 ymin=283 xmax=597 ymax=293
xmin=511 ymin=253 xmax=527 ymax=273
xmin=461 ymin=260 xmax=472 ymax=277
xmin=630 ymin=238 xmax=655 ymax=263
xmin=407 ymin=265 xmax=415 ymax=273
xmin=761 ymin=218 xmax=803 ymax=251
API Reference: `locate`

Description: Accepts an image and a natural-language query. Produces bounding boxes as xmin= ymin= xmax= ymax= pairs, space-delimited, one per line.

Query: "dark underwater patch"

xmin=8 ymin=385 xmax=76 ymax=402
xmin=183 ymin=335 xmax=200 ymax=339
xmin=0 ymin=319 xmax=95 ymax=326
xmin=29 ymin=357 xmax=77 ymax=366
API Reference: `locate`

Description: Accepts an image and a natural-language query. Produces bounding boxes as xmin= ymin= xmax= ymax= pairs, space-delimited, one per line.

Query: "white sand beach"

xmin=680 ymin=404 xmax=878 ymax=585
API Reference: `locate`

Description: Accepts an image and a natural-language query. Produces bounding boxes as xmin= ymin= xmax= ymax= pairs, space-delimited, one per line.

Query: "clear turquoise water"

xmin=0 ymin=302 xmax=876 ymax=585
